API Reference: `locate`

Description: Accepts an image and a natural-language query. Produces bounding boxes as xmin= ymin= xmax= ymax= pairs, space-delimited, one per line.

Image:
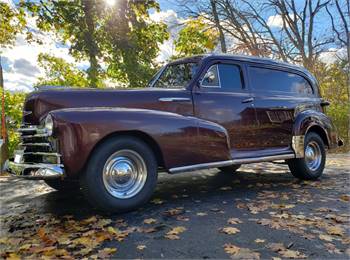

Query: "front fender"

xmin=51 ymin=107 xmax=231 ymax=175
xmin=293 ymin=110 xmax=338 ymax=149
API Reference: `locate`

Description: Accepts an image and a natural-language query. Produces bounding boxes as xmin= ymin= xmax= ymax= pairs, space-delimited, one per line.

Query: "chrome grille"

xmin=17 ymin=125 xmax=61 ymax=165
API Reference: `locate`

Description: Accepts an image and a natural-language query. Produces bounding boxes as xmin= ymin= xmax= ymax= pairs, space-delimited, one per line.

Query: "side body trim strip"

xmin=169 ymin=153 xmax=295 ymax=174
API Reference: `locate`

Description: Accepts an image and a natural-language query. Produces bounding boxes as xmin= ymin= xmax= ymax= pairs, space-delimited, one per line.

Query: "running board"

xmin=168 ymin=153 xmax=295 ymax=174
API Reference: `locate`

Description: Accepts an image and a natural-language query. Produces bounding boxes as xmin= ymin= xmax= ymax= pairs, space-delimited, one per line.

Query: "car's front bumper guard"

xmin=6 ymin=160 xmax=64 ymax=180
xmin=6 ymin=124 xmax=65 ymax=180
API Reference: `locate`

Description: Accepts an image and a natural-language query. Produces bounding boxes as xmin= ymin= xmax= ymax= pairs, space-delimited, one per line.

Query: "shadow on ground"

xmin=1 ymin=154 xmax=349 ymax=259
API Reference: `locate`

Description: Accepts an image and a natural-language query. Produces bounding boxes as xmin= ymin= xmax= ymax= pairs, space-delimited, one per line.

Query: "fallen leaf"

xmin=326 ymin=226 xmax=344 ymax=236
xmin=319 ymin=234 xmax=334 ymax=242
xmin=144 ymin=218 xmax=157 ymax=224
xmin=165 ymin=226 xmax=186 ymax=240
xmin=255 ymin=239 xmax=265 ymax=243
xmin=223 ymin=243 xmax=260 ymax=259
xmin=223 ymin=243 xmax=240 ymax=255
xmin=267 ymin=243 xmax=285 ymax=252
xmin=139 ymin=227 xmax=158 ymax=233
xmin=220 ymin=227 xmax=240 ymax=235
xmin=324 ymin=243 xmax=341 ymax=254
xmin=339 ymin=195 xmax=350 ymax=202
xmin=19 ymin=244 xmax=32 ymax=251
xmin=167 ymin=226 xmax=186 ymax=235
xmin=95 ymin=218 xmax=112 ymax=228
xmin=82 ymin=216 xmax=97 ymax=224
xmin=163 ymin=207 xmax=184 ymax=216
xmin=164 ymin=234 xmax=180 ymax=240
xmin=279 ymin=249 xmax=307 ymax=259
xmin=5 ymin=253 xmax=20 ymax=260
xmin=137 ymin=245 xmax=146 ymax=250
xmin=97 ymin=248 xmax=117 ymax=258
xmin=176 ymin=216 xmax=190 ymax=221
xmin=37 ymin=227 xmax=56 ymax=245
xmin=227 ymin=218 xmax=242 ymax=224
xmin=151 ymin=198 xmax=164 ymax=204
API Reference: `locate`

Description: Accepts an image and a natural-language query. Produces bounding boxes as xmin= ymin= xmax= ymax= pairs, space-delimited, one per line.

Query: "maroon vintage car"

xmin=7 ymin=54 xmax=343 ymax=212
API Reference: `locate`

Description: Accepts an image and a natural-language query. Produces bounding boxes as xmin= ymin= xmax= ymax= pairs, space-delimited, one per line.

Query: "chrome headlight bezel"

xmin=44 ymin=114 xmax=54 ymax=136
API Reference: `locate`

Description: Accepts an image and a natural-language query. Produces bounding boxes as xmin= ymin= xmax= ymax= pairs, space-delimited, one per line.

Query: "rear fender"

xmin=293 ymin=110 xmax=338 ymax=151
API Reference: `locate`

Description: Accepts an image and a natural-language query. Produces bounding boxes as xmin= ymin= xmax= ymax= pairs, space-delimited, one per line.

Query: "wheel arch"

xmin=306 ymin=124 xmax=330 ymax=148
xmin=85 ymin=130 xmax=165 ymax=170
xmin=293 ymin=110 xmax=334 ymax=149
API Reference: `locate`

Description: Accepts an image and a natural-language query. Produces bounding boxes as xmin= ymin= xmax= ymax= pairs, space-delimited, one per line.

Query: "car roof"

xmin=171 ymin=53 xmax=316 ymax=82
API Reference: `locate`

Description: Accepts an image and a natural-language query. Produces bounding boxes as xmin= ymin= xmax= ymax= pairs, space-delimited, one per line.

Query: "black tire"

xmin=218 ymin=164 xmax=241 ymax=173
xmin=80 ymin=137 xmax=158 ymax=212
xmin=44 ymin=179 xmax=79 ymax=192
xmin=287 ymin=132 xmax=326 ymax=180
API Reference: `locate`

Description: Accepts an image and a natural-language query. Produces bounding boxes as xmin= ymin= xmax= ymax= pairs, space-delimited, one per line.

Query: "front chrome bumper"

xmin=7 ymin=160 xmax=64 ymax=179
xmin=7 ymin=124 xmax=65 ymax=180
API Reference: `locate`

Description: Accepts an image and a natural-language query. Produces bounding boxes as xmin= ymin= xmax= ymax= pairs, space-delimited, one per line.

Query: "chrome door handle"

xmin=241 ymin=97 xmax=254 ymax=103
xmin=270 ymin=106 xmax=288 ymax=110
xmin=159 ymin=97 xmax=191 ymax=102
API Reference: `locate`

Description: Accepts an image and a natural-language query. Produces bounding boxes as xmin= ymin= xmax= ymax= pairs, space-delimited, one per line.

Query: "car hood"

xmin=23 ymin=87 xmax=188 ymax=124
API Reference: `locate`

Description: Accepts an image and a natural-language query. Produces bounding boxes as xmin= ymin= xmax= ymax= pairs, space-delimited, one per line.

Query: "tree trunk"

xmin=82 ymin=0 xmax=99 ymax=88
xmin=210 ymin=0 xmax=227 ymax=53
xmin=0 ymin=56 xmax=8 ymax=173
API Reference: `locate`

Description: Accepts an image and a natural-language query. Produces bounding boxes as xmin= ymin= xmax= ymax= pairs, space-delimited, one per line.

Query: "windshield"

xmin=151 ymin=62 xmax=198 ymax=89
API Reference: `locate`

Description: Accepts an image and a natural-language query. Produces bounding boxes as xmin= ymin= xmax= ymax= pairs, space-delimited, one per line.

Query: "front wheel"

xmin=80 ymin=137 xmax=158 ymax=212
xmin=287 ymin=132 xmax=326 ymax=180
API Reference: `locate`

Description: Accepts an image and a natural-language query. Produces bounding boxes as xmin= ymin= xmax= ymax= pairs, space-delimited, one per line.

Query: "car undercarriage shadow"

xmin=1 ymin=162 xmax=318 ymax=219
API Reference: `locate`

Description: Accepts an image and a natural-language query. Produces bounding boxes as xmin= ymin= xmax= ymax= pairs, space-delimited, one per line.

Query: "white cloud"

xmin=1 ymin=14 xmax=88 ymax=92
xmin=319 ymin=47 xmax=347 ymax=64
xmin=267 ymin=14 xmax=284 ymax=28
xmin=150 ymin=9 xmax=186 ymax=63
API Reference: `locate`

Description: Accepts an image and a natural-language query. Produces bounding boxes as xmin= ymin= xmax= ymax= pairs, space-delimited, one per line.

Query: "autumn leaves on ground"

xmin=1 ymin=153 xmax=349 ymax=259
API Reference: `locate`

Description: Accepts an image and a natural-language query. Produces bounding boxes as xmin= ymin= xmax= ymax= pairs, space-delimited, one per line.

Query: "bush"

xmin=0 ymin=90 xmax=25 ymax=155
xmin=317 ymin=61 xmax=349 ymax=151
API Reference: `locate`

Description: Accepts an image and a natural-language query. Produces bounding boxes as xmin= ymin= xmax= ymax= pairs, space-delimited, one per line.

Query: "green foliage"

xmin=174 ymin=17 xmax=219 ymax=57
xmin=23 ymin=0 xmax=169 ymax=88
xmin=317 ymin=61 xmax=350 ymax=150
xmin=36 ymin=53 xmax=89 ymax=87
xmin=0 ymin=2 xmax=26 ymax=47
xmin=103 ymin=1 xmax=169 ymax=87
xmin=23 ymin=0 xmax=106 ymax=87
xmin=0 ymin=90 xmax=26 ymax=154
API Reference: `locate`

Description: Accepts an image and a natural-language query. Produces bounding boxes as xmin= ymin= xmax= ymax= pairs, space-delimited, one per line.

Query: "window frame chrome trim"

xmin=200 ymin=64 xmax=221 ymax=88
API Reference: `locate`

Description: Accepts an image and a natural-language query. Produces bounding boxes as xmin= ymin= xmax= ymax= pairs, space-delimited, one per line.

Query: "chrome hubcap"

xmin=102 ymin=150 xmax=147 ymax=199
xmin=305 ymin=141 xmax=322 ymax=171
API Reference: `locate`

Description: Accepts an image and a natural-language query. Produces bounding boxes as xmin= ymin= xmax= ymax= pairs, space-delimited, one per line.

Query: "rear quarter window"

xmin=249 ymin=66 xmax=313 ymax=96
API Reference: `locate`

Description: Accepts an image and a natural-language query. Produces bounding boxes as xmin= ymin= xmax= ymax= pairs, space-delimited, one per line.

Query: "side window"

xmin=201 ymin=65 xmax=219 ymax=87
xmin=249 ymin=67 xmax=313 ymax=96
xmin=218 ymin=64 xmax=243 ymax=90
xmin=201 ymin=63 xmax=243 ymax=90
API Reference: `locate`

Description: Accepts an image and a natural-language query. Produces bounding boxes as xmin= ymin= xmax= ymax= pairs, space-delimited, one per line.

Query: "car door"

xmin=247 ymin=65 xmax=316 ymax=153
xmin=192 ymin=60 xmax=258 ymax=159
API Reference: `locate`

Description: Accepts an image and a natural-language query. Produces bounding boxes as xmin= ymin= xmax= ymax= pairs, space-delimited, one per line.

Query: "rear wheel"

xmin=80 ymin=137 xmax=158 ymax=212
xmin=288 ymin=132 xmax=326 ymax=180
xmin=218 ymin=164 xmax=241 ymax=173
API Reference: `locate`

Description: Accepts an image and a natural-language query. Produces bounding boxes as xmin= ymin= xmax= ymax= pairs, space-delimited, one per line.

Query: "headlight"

xmin=44 ymin=114 xmax=54 ymax=135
